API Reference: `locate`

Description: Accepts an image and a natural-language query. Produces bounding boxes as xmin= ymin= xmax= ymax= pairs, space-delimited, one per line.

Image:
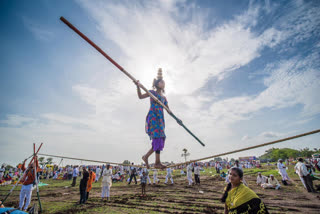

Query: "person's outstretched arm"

xmin=134 ymin=80 xmax=149 ymax=99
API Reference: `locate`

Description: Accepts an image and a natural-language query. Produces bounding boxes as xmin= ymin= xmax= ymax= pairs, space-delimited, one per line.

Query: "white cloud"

xmin=208 ymin=53 xmax=320 ymax=126
xmin=0 ymin=114 xmax=36 ymax=127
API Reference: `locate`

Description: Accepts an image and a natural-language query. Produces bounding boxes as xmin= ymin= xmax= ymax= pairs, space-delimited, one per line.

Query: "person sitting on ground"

xmin=112 ymin=172 xmax=120 ymax=182
xmin=221 ymin=167 xmax=269 ymax=214
xmin=220 ymin=171 xmax=227 ymax=178
xmin=256 ymin=172 xmax=267 ymax=186
xmin=261 ymin=174 xmax=281 ymax=190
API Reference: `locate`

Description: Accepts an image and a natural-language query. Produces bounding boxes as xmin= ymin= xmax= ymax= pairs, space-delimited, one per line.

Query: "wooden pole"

xmin=59 ymin=16 xmax=205 ymax=147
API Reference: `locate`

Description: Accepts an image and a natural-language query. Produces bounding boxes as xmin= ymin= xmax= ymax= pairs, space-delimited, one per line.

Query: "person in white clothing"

xmin=256 ymin=172 xmax=267 ymax=186
xmin=143 ymin=168 xmax=152 ymax=185
xmin=165 ymin=167 xmax=174 ymax=184
xmin=277 ymin=159 xmax=290 ymax=185
xmin=294 ymin=158 xmax=315 ymax=192
xmin=95 ymin=166 xmax=101 ymax=182
xmin=187 ymin=163 xmax=193 ymax=186
xmin=152 ymin=169 xmax=159 ymax=184
xmin=261 ymin=174 xmax=281 ymax=190
xmin=101 ymin=164 xmax=112 ymax=201
xmin=0 ymin=169 xmax=4 ymax=181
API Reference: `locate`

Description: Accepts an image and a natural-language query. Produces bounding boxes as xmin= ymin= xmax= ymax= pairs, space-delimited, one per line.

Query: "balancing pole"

xmin=59 ymin=16 xmax=205 ymax=147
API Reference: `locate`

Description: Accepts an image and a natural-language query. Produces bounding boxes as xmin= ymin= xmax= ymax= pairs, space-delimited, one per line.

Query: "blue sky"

xmin=1 ymin=0 xmax=319 ymax=165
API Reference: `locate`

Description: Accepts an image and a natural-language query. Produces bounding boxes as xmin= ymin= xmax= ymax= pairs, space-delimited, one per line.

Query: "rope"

xmin=38 ymin=153 xmax=145 ymax=168
xmin=39 ymin=129 xmax=319 ymax=169
xmin=168 ymin=129 xmax=320 ymax=168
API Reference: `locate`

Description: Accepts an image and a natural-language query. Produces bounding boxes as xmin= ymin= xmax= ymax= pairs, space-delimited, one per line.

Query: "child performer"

xmin=134 ymin=68 xmax=171 ymax=169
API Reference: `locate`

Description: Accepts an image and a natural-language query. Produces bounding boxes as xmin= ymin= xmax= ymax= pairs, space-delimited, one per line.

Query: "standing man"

xmin=295 ymin=158 xmax=316 ymax=192
xmin=152 ymin=169 xmax=159 ymax=184
xmin=68 ymin=165 xmax=73 ymax=180
xmin=128 ymin=163 xmax=137 ymax=185
xmin=165 ymin=167 xmax=174 ymax=184
xmin=71 ymin=166 xmax=79 ymax=187
xmin=86 ymin=168 xmax=96 ymax=201
xmin=277 ymin=159 xmax=290 ymax=185
xmin=101 ymin=164 xmax=112 ymax=201
xmin=95 ymin=166 xmax=101 ymax=183
xmin=79 ymin=167 xmax=89 ymax=204
xmin=187 ymin=163 xmax=193 ymax=186
xmin=194 ymin=163 xmax=200 ymax=185
xmin=19 ymin=159 xmax=38 ymax=211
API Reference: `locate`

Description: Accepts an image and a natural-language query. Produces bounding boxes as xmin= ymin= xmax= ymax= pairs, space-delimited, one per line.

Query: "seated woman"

xmin=261 ymin=174 xmax=281 ymax=190
xmin=221 ymin=167 xmax=268 ymax=214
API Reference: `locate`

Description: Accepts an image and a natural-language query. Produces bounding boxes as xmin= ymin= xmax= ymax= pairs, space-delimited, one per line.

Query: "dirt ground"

xmin=1 ymin=171 xmax=320 ymax=213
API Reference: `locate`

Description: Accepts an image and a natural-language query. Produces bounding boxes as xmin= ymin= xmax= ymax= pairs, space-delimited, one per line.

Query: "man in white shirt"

xmin=128 ymin=163 xmax=137 ymax=185
xmin=256 ymin=172 xmax=267 ymax=186
xmin=194 ymin=163 xmax=200 ymax=185
xmin=95 ymin=166 xmax=101 ymax=182
xmin=165 ymin=167 xmax=174 ymax=184
xmin=295 ymin=158 xmax=315 ymax=192
xmin=277 ymin=159 xmax=290 ymax=185
xmin=143 ymin=168 xmax=152 ymax=185
xmin=187 ymin=164 xmax=193 ymax=186
xmin=152 ymin=169 xmax=159 ymax=184
xmin=71 ymin=166 xmax=79 ymax=187
xmin=101 ymin=164 xmax=112 ymax=201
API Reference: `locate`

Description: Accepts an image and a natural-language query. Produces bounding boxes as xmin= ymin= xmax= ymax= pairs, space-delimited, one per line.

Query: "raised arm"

xmin=134 ymin=80 xmax=149 ymax=99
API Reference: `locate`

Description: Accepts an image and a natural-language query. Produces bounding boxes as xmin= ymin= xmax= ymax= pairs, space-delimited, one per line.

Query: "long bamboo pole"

xmin=59 ymin=16 xmax=205 ymax=147
xmin=168 ymin=129 xmax=320 ymax=168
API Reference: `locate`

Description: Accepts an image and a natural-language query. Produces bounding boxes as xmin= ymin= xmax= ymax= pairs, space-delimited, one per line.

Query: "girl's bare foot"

xmin=154 ymin=163 xmax=166 ymax=169
xmin=142 ymin=155 xmax=150 ymax=169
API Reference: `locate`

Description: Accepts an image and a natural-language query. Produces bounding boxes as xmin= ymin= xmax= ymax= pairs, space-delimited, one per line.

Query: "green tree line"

xmin=259 ymin=147 xmax=320 ymax=162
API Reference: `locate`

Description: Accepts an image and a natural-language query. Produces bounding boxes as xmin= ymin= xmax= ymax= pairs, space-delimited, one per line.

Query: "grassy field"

xmin=1 ymin=164 xmax=319 ymax=213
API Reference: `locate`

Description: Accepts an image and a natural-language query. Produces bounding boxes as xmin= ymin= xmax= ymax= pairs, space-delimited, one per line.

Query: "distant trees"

xmin=259 ymin=147 xmax=320 ymax=161
xmin=123 ymin=160 xmax=131 ymax=165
